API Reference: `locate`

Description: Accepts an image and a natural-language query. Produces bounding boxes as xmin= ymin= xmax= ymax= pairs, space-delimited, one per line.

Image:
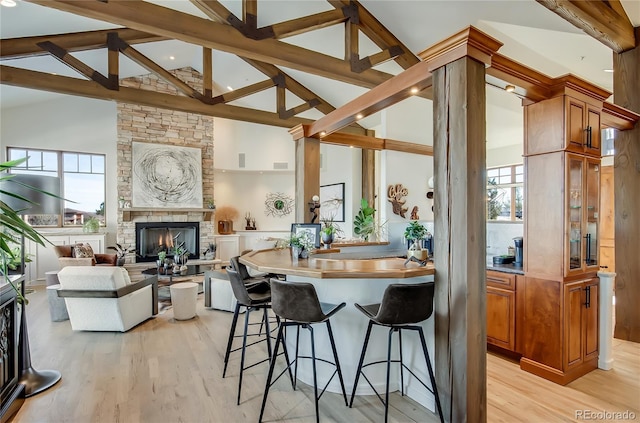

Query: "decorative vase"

xmin=291 ymin=246 xmax=301 ymax=260
xmin=321 ymin=232 xmax=334 ymax=249
xmin=300 ymin=248 xmax=309 ymax=259
xmin=218 ymin=220 xmax=233 ymax=235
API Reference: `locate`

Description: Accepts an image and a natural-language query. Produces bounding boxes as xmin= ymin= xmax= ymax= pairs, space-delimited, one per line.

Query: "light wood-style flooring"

xmin=10 ymin=287 xmax=639 ymax=423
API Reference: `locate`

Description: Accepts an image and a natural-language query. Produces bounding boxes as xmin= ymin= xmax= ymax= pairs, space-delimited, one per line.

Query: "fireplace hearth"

xmin=135 ymin=222 xmax=200 ymax=262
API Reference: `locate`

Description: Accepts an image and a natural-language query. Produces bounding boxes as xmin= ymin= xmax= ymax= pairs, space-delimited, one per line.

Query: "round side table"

xmin=170 ymin=282 xmax=198 ymax=320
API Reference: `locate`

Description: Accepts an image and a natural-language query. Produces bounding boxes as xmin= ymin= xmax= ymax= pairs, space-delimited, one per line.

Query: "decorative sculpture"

xmin=410 ymin=206 xmax=419 ymax=220
xmin=387 ymin=184 xmax=409 ymax=218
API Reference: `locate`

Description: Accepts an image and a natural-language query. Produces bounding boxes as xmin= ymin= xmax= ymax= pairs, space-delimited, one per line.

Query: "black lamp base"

xmin=19 ymin=368 xmax=62 ymax=397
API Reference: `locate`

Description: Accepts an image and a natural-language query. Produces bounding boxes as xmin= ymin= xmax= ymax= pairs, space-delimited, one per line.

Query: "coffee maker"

xmin=513 ymin=237 xmax=524 ymax=268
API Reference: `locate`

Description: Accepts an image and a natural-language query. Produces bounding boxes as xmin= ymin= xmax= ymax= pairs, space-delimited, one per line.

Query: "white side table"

xmin=170 ymin=282 xmax=198 ymax=320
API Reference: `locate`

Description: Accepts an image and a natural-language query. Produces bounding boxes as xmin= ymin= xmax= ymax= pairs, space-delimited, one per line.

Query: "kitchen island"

xmin=240 ymin=248 xmax=439 ymax=412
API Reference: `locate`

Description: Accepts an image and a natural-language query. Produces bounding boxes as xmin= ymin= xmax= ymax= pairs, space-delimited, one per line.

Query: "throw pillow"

xmin=119 ymin=267 xmax=132 ymax=285
xmin=73 ymin=243 xmax=96 ymax=265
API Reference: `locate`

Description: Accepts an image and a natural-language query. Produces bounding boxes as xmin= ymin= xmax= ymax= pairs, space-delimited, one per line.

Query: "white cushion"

xmin=58 ymin=266 xmax=127 ymax=290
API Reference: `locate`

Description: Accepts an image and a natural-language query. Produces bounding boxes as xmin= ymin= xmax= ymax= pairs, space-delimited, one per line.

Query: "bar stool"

xmin=259 ymin=279 xmax=348 ymax=423
xmin=223 ymin=268 xmax=278 ymax=405
xmin=349 ymin=282 xmax=444 ymax=423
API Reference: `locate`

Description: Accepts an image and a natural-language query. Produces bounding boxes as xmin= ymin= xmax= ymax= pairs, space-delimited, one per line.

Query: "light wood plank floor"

xmin=10 ymin=287 xmax=639 ymax=423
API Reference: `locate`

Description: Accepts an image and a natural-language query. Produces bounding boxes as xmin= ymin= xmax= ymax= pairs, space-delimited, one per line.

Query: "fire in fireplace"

xmin=135 ymin=222 xmax=200 ymax=262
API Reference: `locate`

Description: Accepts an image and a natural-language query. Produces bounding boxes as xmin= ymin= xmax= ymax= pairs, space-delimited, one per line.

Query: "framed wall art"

xmin=320 ymin=182 xmax=345 ymax=222
xmin=291 ymin=223 xmax=321 ymax=249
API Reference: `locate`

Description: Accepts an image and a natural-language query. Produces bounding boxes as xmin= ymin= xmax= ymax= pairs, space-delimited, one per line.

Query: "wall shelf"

xmin=120 ymin=208 xmax=215 ymax=222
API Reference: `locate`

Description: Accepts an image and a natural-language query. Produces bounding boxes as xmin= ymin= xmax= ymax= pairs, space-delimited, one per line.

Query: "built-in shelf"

xmin=120 ymin=208 xmax=214 ymax=222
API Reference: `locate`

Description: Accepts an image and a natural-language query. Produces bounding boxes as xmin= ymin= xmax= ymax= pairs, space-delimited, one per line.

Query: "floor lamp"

xmin=3 ymin=173 xmax=62 ymax=397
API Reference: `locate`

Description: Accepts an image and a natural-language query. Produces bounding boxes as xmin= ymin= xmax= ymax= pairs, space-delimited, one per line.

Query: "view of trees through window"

xmin=487 ymin=164 xmax=523 ymax=221
xmin=8 ymin=148 xmax=106 ymax=227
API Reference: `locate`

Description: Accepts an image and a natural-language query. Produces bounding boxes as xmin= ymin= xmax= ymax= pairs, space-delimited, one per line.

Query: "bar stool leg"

xmin=326 ymin=320 xmax=348 ymax=405
xmin=263 ymin=307 xmax=273 ymax=359
xmin=237 ymin=306 xmax=252 ymax=405
xmin=308 ymin=325 xmax=320 ymax=423
xmin=384 ymin=327 xmax=394 ymax=423
xmin=349 ymin=320 xmax=374 ymax=407
xmin=276 ymin=317 xmax=295 ymax=387
xmin=417 ymin=327 xmax=444 ymax=423
xmin=223 ymin=302 xmax=241 ymax=378
xmin=398 ymin=329 xmax=405 ymax=396
xmin=259 ymin=324 xmax=284 ymax=423
xmin=293 ymin=325 xmax=301 ymax=390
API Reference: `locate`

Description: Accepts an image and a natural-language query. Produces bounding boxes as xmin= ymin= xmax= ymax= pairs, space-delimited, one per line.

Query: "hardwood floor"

xmin=10 ymin=287 xmax=639 ymax=423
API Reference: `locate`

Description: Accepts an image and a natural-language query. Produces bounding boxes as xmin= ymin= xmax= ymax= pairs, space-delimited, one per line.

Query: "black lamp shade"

xmin=0 ymin=174 xmax=61 ymax=215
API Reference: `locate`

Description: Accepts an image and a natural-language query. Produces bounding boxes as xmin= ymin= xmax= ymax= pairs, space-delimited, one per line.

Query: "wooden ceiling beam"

xmin=318 ymin=131 xmax=432 ymax=155
xmin=114 ymin=37 xmax=205 ymax=101
xmin=0 ymin=28 xmax=166 ymax=60
xmin=268 ymin=8 xmax=349 ymax=39
xmin=352 ymin=45 xmax=404 ymax=73
xmin=212 ymin=78 xmax=276 ymax=105
xmin=25 ymin=0 xmax=394 ymax=89
xmin=242 ymin=0 xmax=258 ymax=29
xmin=36 ymin=40 xmax=114 ymax=89
xmin=0 ymin=64 xmax=315 ymax=129
xmin=203 ymin=47 xmax=213 ymax=99
xmin=305 ymin=60 xmax=433 ymax=137
xmin=535 ymin=0 xmax=636 ymax=52
xmin=279 ymin=99 xmax=321 ymax=120
xmin=328 ymin=0 xmax=420 ymax=70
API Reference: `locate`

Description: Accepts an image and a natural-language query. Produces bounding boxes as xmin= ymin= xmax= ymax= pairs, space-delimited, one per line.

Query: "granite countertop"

xmin=486 ymin=263 xmax=524 ymax=275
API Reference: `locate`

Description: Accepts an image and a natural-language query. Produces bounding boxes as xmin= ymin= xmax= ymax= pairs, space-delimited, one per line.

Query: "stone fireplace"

xmin=135 ymin=222 xmax=200 ymax=262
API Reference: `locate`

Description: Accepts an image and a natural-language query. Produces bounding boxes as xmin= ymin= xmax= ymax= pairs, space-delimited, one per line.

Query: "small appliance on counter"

xmin=493 ymin=255 xmax=515 ymax=265
xmin=513 ymin=236 xmax=524 ymax=268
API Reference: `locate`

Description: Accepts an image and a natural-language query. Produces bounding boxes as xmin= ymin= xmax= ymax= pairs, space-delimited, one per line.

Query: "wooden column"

xmin=613 ymin=27 xmax=640 ymax=342
xmin=290 ymin=125 xmax=320 ymax=223
xmin=419 ymin=27 xmax=502 ymax=423
xmin=361 ymin=129 xmax=376 ymax=205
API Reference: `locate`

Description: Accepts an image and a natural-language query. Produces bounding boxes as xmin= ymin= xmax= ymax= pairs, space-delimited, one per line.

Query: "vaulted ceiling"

xmin=1 ymin=0 xmax=638 ymax=148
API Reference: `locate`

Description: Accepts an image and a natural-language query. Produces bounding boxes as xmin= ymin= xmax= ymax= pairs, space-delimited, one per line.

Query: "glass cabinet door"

xmin=585 ymin=159 xmax=600 ymax=267
xmin=568 ymin=155 xmax=583 ymax=271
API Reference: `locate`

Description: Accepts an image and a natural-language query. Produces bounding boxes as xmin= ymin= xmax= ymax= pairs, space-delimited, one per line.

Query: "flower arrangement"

xmin=289 ymin=230 xmax=315 ymax=251
xmin=216 ymin=205 xmax=239 ymax=222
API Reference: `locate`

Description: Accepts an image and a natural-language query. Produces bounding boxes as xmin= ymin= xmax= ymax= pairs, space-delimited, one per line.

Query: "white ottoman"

xmin=46 ymin=284 xmax=69 ymax=322
xmin=170 ymin=282 xmax=198 ymax=320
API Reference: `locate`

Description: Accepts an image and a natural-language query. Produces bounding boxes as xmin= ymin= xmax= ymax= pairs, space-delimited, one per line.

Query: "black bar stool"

xmin=349 ymin=282 xmax=444 ymax=423
xmin=223 ymin=268 xmax=285 ymax=405
xmin=259 ymin=279 xmax=348 ymax=423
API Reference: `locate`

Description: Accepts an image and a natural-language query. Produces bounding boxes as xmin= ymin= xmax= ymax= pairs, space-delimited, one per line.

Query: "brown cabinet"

xmin=565 ymin=278 xmax=599 ymax=371
xmin=486 ymin=270 xmax=524 ymax=354
xmin=524 ymin=95 xmax=601 ymax=157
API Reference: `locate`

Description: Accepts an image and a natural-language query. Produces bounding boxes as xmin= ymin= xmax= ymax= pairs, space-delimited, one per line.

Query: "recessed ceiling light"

xmin=505 ymin=85 xmax=516 ymax=93
xmin=356 ymin=113 xmax=364 ymax=120
xmin=169 ymin=56 xmax=175 ymax=60
xmin=320 ymin=131 xmax=326 ymax=137
xmin=227 ymin=86 xmax=233 ymax=91
xmin=603 ymin=69 xmax=614 ymax=73
xmin=0 ymin=0 xmax=17 ymax=8
xmin=410 ymin=87 xmax=419 ymax=94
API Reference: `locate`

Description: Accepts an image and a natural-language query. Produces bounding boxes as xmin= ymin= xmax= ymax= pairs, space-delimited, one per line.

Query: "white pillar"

xmin=597 ymin=271 xmax=616 ymax=370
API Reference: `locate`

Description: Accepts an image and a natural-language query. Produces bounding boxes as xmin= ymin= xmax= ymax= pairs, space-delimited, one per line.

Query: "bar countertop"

xmin=240 ymin=248 xmax=435 ymax=279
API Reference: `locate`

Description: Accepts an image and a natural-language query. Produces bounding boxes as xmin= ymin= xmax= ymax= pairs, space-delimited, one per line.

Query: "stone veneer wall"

xmin=116 ymin=67 xmax=214 ymax=262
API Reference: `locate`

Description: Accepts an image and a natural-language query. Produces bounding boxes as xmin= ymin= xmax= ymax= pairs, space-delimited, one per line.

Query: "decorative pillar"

xmin=613 ymin=27 xmax=640 ymax=342
xmin=289 ymin=125 xmax=320 ymax=223
xmin=419 ymin=27 xmax=502 ymax=423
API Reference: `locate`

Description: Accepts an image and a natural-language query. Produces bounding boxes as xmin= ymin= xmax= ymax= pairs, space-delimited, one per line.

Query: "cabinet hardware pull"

xmin=585 ymin=285 xmax=591 ymax=308
xmin=586 ymin=126 xmax=592 ymax=148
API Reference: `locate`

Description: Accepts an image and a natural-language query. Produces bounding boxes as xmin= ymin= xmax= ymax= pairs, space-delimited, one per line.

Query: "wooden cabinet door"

xmin=584 ymin=279 xmax=599 ymax=360
xmin=564 ymin=280 xmax=585 ymax=369
xmin=566 ymin=98 xmax=586 ymax=154
xmin=487 ymin=286 xmax=516 ymax=351
xmin=584 ymin=107 xmax=601 ymax=156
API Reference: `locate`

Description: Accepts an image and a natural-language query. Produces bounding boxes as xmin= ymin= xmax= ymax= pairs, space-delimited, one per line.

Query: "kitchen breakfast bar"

xmin=240 ymin=248 xmax=438 ymax=411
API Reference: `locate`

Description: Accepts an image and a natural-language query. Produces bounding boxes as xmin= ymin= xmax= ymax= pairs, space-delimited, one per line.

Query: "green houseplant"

xmin=353 ymin=198 xmax=376 ymax=241
xmin=107 ymin=243 xmax=135 ymax=266
xmin=289 ymin=229 xmax=314 ymax=259
xmin=320 ymin=216 xmax=342 ymax=248
xmin=404 ymin=221 xmax=428 ymax=260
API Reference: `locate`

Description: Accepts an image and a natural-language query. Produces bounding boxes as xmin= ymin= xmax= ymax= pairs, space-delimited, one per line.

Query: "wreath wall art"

xmin=264 ymin=192 xmax=294 ymax=217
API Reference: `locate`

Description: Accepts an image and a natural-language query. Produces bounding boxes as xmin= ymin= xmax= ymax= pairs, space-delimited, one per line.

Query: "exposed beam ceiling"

xmin=536 ymin=0 xmax=636 ymax=52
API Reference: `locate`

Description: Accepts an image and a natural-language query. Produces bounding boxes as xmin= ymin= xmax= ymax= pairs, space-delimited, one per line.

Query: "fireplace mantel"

xmin=121 ymin=208 xmax=214 ymax=222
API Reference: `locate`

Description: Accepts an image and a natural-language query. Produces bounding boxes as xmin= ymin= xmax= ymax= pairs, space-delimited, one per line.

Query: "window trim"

xmin=487 ymin=164 xmax=524 ymax=222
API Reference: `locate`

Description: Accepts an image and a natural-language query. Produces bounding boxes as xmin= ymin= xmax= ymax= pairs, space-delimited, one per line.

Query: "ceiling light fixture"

xmin=356 ymin=113 xmax=364 ymax=120
xmin=169 ymin=55 xmax=175 ymax=60
xmin=227 ymin=86 xmax=233 ymax=91
xmin=320 ymin=131 xmax=326 ymax=137
xmin=0 ymin=0 xmax=17 ymax=7
xmin=505 ymin=85 xmax=516 ymax=93
xmin=603 ymin=69 xmax=614 ymax=73
xmin=410 ymin=87 xmax=419 ymax=94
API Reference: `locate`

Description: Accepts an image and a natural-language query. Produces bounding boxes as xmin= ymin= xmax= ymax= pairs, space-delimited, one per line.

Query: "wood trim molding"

xmin=601 ymin=101 xmax=640 ymax=130
xmin=418 ymin=26 xmax=503 ymax=71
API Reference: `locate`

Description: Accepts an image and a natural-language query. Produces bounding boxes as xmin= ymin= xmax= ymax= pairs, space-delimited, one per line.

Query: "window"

xmin=487 ymin=164 xmax=523 ymax=221
xmin=7 ymin=148 xmax=106 ymax=227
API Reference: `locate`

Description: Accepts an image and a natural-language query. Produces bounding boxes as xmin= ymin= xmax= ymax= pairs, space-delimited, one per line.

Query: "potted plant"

xmin=82 ymin=216 xmax=100 ymax=233
xmin=320 ymin=216 xmax=342 ymax=248
xmin=404 ymin=221 xmax=429 ymax=260
xmin=353 ymin=198 xmax=376 ymax=241
xmin=204 ymin=242 xmax=217 ymax=259
xmin=289 ymin=230 xmax=314 ymax=259
xmin=107 ymin=243 xmax=135 ymax=266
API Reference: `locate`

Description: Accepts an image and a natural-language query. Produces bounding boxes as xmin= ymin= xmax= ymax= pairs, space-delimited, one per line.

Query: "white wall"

xmin=487 ymin=144 xmax=523 ymax=167
xmin=0 ymin=95 xmax=119 ymax=246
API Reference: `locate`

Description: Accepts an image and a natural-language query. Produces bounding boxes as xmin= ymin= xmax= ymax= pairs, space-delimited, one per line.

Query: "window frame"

xmin=7 ymin=147 xmax=107 ymax=228
xmin=487 ymin=164 xmax=524 ymax=222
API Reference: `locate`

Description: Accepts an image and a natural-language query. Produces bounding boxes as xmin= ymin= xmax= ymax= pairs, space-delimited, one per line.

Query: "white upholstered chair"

xmin=56 ymin=266 xmax=158 ymax=332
